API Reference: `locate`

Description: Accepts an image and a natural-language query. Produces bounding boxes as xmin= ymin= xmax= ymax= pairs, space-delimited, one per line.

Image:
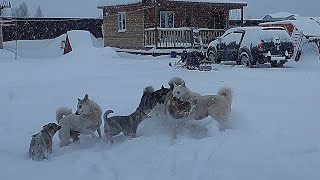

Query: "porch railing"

xmin=144 ymin=27 xmax=225 ymax=49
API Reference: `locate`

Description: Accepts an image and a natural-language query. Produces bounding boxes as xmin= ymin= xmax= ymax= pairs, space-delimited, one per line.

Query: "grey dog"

xmin=29 ymin=123 xmax=61 ymax=161
xmin=103 ymin=108 xmax=147 ymax=144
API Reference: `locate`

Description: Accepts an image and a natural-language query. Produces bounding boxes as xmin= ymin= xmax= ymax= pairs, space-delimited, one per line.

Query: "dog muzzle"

xmin=75 ymin=111 xmax=82 ymax=115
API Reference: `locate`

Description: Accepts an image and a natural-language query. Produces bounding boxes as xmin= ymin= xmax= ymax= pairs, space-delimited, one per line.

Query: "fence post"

xmin=0 ymin=9 xmax=3 ymax=49
xmin=0 ymin=1 xmax=12 ymax=49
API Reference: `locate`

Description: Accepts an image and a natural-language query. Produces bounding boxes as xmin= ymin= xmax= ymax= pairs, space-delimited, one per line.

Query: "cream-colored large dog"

xmin=57 ymin=94 xmax=102 ymax=147
xmin=172 ymin=82 xmax=232 ymax=130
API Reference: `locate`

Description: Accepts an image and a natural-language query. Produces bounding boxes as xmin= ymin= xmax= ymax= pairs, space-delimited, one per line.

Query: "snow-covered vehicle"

xmin=207 ymin=26 xmax=294 ymax=67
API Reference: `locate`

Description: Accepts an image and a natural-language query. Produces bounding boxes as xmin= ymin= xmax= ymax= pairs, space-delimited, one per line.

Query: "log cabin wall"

xmin=143 ymin=2 xmax=229 ymax=29
xmin=103 ymin=4 xmax=145 ymax=49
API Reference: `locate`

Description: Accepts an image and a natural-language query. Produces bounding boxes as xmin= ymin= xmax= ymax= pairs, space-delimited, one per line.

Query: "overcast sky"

xmin=243 ymin=0 xmax=319 ymax=18
xmin=5 ymin=0 xmax=320 ymax=18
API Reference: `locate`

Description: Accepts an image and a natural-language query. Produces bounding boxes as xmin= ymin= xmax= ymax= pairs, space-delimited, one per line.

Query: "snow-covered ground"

xmin=0 ymin=31 xmax=320 ymax=180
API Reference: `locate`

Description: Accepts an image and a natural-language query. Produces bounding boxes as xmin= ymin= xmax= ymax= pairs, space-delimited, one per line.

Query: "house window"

xmin=160 ymin=11 xmax=174 ymax=28
xmin=118 ymin=12 xmax=126 ymax=32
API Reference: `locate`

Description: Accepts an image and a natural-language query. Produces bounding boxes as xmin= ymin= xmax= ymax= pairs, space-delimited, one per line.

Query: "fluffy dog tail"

xmin=56 ymin=107 xmax=72 ymax=124
xmin=218 ymin=87 xmax=233 ymax=104
xmin=103 ymin=110 xmax=114 ymax=122
xmin=168 ymin=77 xmax=186 ymax=90
xmin=143 ymin=86 xmax=154 ymax=94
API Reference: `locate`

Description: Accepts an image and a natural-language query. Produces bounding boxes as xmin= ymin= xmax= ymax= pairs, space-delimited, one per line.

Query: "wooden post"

xmin=0 ymin=1 xmax=12 ymax=49
xmin=154 ymin=2 xmax=159 ymax=48
xmin=15 ymin=18 xmax=17 ymax=60
xmin=240 ymin=7 xmax=244 ymax=27
xmin=225 ymin=11 xmax=229 ymax=29
xmin=0 ymin=9 xmax=3 ymax=49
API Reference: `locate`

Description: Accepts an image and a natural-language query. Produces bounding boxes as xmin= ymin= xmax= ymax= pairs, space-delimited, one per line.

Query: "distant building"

xmin=262 ymin=12 xmax=300 ymax=21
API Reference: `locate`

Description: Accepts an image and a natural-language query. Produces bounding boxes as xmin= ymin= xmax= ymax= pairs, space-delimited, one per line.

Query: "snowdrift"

xmin=3 ymin=30 xmax=104 ymax=59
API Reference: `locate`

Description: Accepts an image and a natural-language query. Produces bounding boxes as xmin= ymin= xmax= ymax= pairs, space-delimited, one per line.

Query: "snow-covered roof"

xmin=97 ymin=0 xmax=247 ymax=7
xmin=291 ymin=19 xmax=320 ymax=37
xmin=310 ymin=17 xmax=320 ymax=25
xmin=262 ymin=12 xmax=300 ymax=20
xmin=260 ymin=19 xmax=320 ymax=37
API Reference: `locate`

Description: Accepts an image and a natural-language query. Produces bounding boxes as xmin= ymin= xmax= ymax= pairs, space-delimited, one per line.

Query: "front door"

xmin=160 ymin=11 xmax=174 ymax=28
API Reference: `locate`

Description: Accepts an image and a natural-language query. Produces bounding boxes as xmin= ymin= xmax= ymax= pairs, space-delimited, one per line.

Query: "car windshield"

xmin=261 ymin=29 xmax=291 ymax=42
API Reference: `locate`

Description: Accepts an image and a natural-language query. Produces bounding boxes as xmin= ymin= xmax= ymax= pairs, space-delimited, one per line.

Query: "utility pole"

xmin=0 ymin=1 xmax=11 ymax=49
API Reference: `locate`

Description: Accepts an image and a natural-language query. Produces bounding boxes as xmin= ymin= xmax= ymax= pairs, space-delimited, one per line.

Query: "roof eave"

xmin=97 ymin=1 xmax=247 ymax=9
xmin=97 ymin=2 xmax=142 ymax=9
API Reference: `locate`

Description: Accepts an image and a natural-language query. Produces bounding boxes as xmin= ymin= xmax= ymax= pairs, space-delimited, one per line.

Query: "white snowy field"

xmin=0 ymin=31 xmax=320 ymax=180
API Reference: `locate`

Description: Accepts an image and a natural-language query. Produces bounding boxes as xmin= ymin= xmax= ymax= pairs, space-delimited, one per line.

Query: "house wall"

xmin=102 ymin=1 xmax=245 ymax=49
xmin=144 ymin=2 xmax=229 ymax=29
xmin=103 ymin=4 xmax=145 ymax=49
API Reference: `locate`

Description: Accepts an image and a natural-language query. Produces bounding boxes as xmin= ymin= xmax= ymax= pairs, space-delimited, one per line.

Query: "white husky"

xmin=172 ymin=82 xmax=232 ymax=130
xmin=56 ymin=94 xmax=102 ymax=147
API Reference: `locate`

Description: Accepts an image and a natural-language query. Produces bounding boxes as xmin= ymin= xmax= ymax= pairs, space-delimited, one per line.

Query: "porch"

xmin=144 ymin=27 xmax=225 ymax=49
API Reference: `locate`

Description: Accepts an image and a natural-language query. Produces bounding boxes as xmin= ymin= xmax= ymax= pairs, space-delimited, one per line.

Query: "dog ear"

xmin=161 ymin=85 xmax=164 ymax=89
xmin=84 ymin=93 xmax=89 ymax=101
xmin=181 ymin=81 xmax=186 ymax=87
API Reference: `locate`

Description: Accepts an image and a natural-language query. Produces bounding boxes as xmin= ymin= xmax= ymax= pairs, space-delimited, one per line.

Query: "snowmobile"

xmin=170 ymin=50 xmax=212 ymax=71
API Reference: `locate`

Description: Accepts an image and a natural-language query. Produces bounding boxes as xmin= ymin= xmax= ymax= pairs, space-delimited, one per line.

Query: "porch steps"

xmin=292 ymin=29 xmax=303 ymax=61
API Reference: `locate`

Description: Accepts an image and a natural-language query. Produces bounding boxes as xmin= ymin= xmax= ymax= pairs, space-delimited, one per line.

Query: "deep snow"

xmin=0 ymin=31 xmax=320 ymax=180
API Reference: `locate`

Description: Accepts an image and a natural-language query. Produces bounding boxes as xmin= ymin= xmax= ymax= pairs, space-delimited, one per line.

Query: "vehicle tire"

xmin=207 ymin=48 xmax=220 ymax=64
xmin=240 ymin=52 xmax=252 ymax=68
xmin=278 ymin=61 xmax=285 ymax=68
xmin=270 ymin=61 xmax=278 ymax=67
xmin=278 ymin=62 xmax=284 ymax=68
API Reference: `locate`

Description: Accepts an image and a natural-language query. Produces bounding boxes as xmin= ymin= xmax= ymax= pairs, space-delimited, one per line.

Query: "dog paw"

xmin=60 ymin=142 xmax=70 ymax=147
xmin=91 ymin=134 xmax=99 ymax=140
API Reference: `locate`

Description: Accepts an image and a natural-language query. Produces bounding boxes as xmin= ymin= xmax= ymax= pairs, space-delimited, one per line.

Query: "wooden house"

xmin=97 ymin=0 xmax=247 ymax=51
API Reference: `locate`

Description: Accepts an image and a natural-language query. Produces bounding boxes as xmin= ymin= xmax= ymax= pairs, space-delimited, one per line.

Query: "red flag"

xmin=63 ymin=34 xmax=72 ymax=55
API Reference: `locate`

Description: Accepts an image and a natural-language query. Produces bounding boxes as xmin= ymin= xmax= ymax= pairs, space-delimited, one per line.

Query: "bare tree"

xmin=34 ymin=5 xmax=43 ymax=17
xmin=1 ymin=9 xmax=8 ymax=17
xmin=11 ymin=2 xmax=29 ymax=17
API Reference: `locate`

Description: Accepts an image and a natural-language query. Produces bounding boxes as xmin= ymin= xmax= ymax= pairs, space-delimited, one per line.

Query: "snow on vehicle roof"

xmin=228 ymin=26 xmax=285 ymax=32
xmin=310 ymin=17 xmax=320 ymax=25
xmin=97 ymin=0 xmax=247 ymax=7
xmin=222 ymin=26 xmax=290 ymax=47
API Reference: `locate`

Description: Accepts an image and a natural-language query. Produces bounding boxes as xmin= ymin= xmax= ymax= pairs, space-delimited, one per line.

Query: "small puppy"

xmin=29 ymin=123 xmax=61 ymax=161
xmin=103 ymin=108 xmax=147 ymax=144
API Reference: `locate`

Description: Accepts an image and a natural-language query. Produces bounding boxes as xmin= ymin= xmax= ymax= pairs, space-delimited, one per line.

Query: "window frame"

xmin=221 ymin=32 xmax=243 ymax=46
xmin=118 ymin=12 xmax=126 ymax=32
xmin=160 ymin=11 xmax=175 ymax=28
